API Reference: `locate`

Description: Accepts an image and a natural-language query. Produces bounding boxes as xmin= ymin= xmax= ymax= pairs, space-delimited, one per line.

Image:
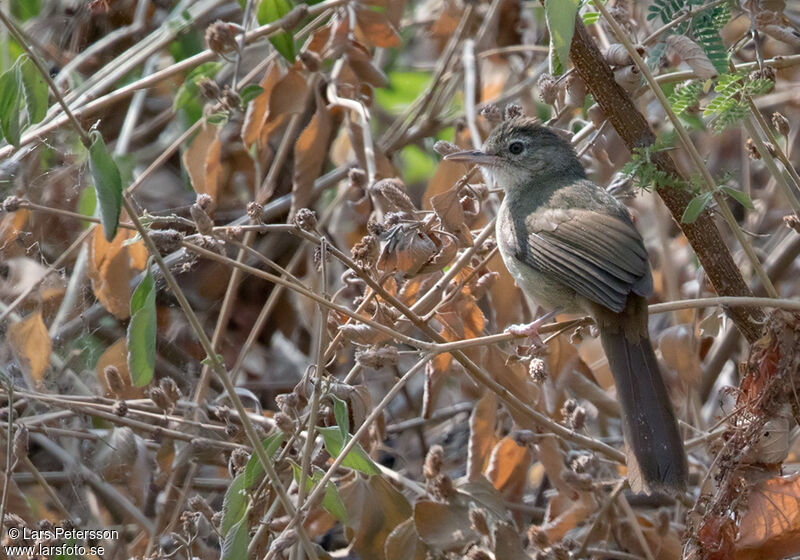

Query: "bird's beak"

xmin=444 ymin=150 xmax=500 ymax=167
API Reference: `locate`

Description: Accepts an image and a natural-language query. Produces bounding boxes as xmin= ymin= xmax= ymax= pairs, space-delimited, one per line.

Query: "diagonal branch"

xmin=569 ymin=18 xmax=765 ymax=343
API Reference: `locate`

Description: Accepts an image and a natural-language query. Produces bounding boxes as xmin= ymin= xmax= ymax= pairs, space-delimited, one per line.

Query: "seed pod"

xmin=150 ymin=229 xmax=183 ymax=254
xmin=13 ymin=425 xmax=28 ymax=462
xmin=504 ymin=103 xmax=524 ymax=120
xmin=772 ymin=112 xmax=790 ymax=136
xmin=423 ymin=444 xmax=444 ymax=479
xmin=149 ymin=387 xmax=172 ymax=413
xmin=528 ymin=358 xmax=548 ymax=383
xmin=465 ymin=547 xmax=492 ymax=560
xmin=160 ymin=377 xmax=181 ymax=405
xmin=104 ymin=365 xmax=125 ymax=398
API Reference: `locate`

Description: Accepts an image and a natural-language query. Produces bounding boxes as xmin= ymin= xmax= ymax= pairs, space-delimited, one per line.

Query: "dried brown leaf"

xmin=666 ymin=35 xmax=718 ymax=79
xmin=88 ymin=225 xmax=145 ymax=319
xmin=242 ymin=62 xmax=281 ymax=147
xmin=736 ymin=472 xmax=800 ymax=558
xmin=467 ymin=391 xmax=498 ymax=480
xmin=340 ymin=475 xmax=412 ymax=560
xmin=7 ymin=310 xmax=50 ymax=386
xmin=182 ymin=124 xmax=222 ymax=199
xmin=385 ymin=518 xmax=428 ymax=560
xmin=355 ymin=7 xmax=401 ymax=48
xmin=485 ymin=436 xmax=532 ymax=504
xmin=291 ymin=93 xmax=334 ymax=215
xmin=430 ymin=187 xmax=473 ymax=246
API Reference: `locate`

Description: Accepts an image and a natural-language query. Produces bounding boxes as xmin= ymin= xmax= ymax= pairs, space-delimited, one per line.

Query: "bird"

xmin=444 ymin=116 xmax=688 ymax=495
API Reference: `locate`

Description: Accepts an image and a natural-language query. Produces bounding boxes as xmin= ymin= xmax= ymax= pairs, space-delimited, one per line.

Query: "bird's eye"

xmin=508 ymin=141 xmax=524 ymax=155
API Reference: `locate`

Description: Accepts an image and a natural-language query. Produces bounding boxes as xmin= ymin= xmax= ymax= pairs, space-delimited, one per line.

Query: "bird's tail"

xmin=599 ymin=328 xmax=688 ymax=495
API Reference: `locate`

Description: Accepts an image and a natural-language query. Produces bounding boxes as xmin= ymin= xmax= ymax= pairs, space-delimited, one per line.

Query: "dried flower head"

xmin=430 ymin=473 xmax=454 ymax=501
xmin=205 ymin=21 xmax=238 ymax=55
xmin=293 ymin=208 xmax=318 ymax=231
xmin=504 ymin=103 xmax=524 ymax=120
xmin=198 ymin=77 xmax=221 ymax=100
xmin=247 ymin=201 xmax=263 ymax=223
xmin=480 ymin=104 xmax=503 ymax=125
xmin=465 ymin=547 xmax=493 ymax=560
xmin=528 ymin=358 xmax=548 ymax=383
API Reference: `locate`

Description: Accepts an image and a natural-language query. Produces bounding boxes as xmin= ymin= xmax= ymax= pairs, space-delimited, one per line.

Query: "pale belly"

xmin=495 ymin=203 xmax=582 ymax=314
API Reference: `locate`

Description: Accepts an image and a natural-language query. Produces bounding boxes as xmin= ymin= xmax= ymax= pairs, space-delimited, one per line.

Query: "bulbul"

xmin=445 ymin=116 xmax=688 ymax=494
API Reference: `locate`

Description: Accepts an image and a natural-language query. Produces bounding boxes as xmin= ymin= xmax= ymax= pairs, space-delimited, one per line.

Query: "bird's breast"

xmin=496 ymin=201 xmax=579 ymax=312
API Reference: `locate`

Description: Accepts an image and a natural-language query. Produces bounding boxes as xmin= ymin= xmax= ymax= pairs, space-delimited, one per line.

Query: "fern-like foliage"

xmin=647 ymin=0 xmax=704 ymax=27
xmin=669 ymin=80 xmax=704 ymax=116
xmin=692 ymin=6 xmax=730 ymax=74
xmin=703 ymin=72 xmax=774 ymax=131
xmin=648 ymin=0 xmax=731 ymax=71
xmin=622 ymin=142 xmax=685 ymax=192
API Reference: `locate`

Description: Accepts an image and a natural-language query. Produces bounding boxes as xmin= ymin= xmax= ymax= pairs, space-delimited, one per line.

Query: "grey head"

xmin=445 ymin=117 xmax=585 ymax=193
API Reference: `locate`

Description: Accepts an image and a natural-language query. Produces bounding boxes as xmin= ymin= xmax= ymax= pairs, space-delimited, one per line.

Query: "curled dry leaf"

xmin=241 ymin=61 xmax=281 ymax=148
xmin=377 ymin=224 xmax=438 ymax=277
xmin=346 ymin=41 xmax=389 ymax=88
xmin=485 ymin=436 xmax=532 ymax=506
xmin=736 ymin=472 xmax=800 ymax=559
xmin=430 ymin=186 xmax=473 ymax=246
xmin=658 ymin=323 xmax=702 ymax=385
xmin=339 ymin=475 xmax=412 ymax=560
xmin=88 ymin=225 xmax=147 ymax=319
xmin=292 ymin=90 xmax=334 ymax=216
xmin=666 ymin=34 xmax=718 ymax=79
xmin=182 ymin=123 xmax=222 ymax=200
xmin=384 ymin=518 xmax=428 ymax=560
xmin=7 ymin=310 xmax=50 ymax=386
xmin=467 ymin=391 xmax=498 ymax=480
xmin=355 ymin=6 xmax=401 ymax=48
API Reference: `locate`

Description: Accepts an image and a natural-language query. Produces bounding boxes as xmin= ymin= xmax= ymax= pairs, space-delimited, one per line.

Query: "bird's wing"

xmin=521 ymin=207 xmax=652 ymax=313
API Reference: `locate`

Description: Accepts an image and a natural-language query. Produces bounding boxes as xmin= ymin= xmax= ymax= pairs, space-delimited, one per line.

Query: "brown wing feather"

xmin=521 ymin=208 xmax=652 ymax=313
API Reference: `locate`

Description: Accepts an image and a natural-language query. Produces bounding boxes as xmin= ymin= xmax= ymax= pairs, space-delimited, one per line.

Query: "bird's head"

xmin=445 ymin=117 xmax=585 ymax=192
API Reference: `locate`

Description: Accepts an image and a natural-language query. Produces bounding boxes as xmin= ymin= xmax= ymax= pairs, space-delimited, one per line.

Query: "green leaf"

xmin=318 ymin=426 xmax=380 ymax=475
xmin=581 ymin=11 xmax=599 ymax=25
xmin=331 ymin=395 xmax=349 ymax=436
xmin=221 ymin=514 xmax=250 ymax=560
xmin=205 ymin=111 xmax=229 ymax=125
xmin=544 ymin=0 xmax=579 ymax=76
xmin=88 ymin=130 xmax=123 ymax=241
xmin=243 ymin=432 xmax=285 ymax=488
xmin=19 ymin=56 xmax=48 ymax=125
xmin=720 ymin=186 xmax=754 ymax=210
xmin=127 ymin=263 xmax=157 ymax=386
xmin=257 ymin=0 xmax=296 ymax=61
xmin=682 ymin=192 xmax=713 ymax=224
xmin=0 ymin=64 xmax=21 ymax=147
xmin=221 ymin=473 xmax=248 ymax=535
xmin=239 ymin=84 xmax=264 ymax=105
xmin=173 ymin=61 xmax=222 ymax=112
xmin=77 ymin=186 xmax=97 ymax=229
xmin=11 ymin=0 xmax=41 ymax=20
xmin=290 ymin=462 xmax=348 ymax=523
xmin=374 ymin=70 xmax=431 ymax=115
